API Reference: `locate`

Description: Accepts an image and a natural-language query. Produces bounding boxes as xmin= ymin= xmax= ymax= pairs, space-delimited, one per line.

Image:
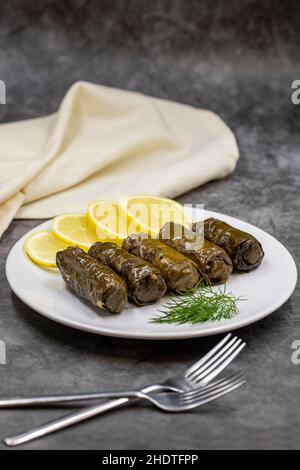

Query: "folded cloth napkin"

xmin=0 ymin=81 xmax=239 ymax=238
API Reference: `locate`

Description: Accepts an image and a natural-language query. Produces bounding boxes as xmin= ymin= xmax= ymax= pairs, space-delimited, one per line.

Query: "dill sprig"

xmin=150 ymin=281 xmax=244 ymax=325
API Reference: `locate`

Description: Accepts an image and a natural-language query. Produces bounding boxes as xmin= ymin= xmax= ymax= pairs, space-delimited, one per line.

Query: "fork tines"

xmin=185 ymin=334 xmax=246 ymax=386
xmin=181 ymin=373 xmax=245 ymax=403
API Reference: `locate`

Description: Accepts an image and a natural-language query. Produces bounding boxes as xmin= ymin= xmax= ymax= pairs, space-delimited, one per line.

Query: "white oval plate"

xmin=6 ymin=210 xmax=297 ymax=339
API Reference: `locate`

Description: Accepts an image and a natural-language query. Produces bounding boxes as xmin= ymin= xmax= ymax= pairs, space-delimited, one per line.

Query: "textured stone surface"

xmin=0 ymin=0 xmax=299 ymax=450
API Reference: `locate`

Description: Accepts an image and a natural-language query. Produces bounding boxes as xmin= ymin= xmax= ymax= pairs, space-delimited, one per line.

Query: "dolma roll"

xmin=122 ymin=234 xmax=200 ymax=292
xmin=56 ymin=246 xmax=127 ymax=313
xmin=193 ymin=218 xmax=264 ymax=272
xmin=88 ymin=242 xmax=167 ymax=305
xmin=159 ymin=222 xmax=232 ymax=285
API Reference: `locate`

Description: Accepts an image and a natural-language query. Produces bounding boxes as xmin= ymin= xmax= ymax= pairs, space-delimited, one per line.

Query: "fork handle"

xmin=3 ymin=385 xmax=159 ymax=447
xmin=0 ymin=390 xmax=156 ymax=408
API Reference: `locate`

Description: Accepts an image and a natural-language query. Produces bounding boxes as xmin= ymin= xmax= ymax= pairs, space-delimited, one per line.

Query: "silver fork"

xmin=0 ymin=333 xmax=244 ymax=408
xmin=133 ymin=373 xmax=245 ymax=412
xmin=4 ymin=334 xmax=245 ymax=446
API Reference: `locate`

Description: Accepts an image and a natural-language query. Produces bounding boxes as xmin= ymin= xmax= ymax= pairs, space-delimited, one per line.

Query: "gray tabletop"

xmin=0 ymin=0 xmax=300 ymax=450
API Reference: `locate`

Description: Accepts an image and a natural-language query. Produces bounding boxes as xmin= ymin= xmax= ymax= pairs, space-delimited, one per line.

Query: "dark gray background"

xmin=0 ymin=0 xmax=299 ymax=450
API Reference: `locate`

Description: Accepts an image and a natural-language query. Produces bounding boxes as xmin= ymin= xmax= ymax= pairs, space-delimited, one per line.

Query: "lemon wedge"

xmin=87 ymin=201 xmax=127 ymax=246
xmin=120 ymin=195 xmax=192 ymax=237
xmin=24 ymin=230 xmax=67 ymax=267
xmin=51 ymin=214 xmax=98 ymax=250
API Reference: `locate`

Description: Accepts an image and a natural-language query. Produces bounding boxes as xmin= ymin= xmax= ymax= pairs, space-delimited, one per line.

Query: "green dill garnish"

xmin=150 ymin=281 xmax=244 ymax=325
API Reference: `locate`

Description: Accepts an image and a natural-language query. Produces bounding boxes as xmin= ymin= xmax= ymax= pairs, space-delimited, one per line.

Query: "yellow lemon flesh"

xmin=87 ymin=201 xmax=127 ymax=246
xmin=24 ymin=230 xmax=67 ymax=267
xmin=120 ymin=195 xmax=192 ymax=237
xmin=51 ymin=214 xmax=98 ymax=251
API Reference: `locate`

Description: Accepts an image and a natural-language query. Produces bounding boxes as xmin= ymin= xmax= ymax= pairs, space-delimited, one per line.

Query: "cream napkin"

xmin=0 ymin=81 xmax=239 ymax=237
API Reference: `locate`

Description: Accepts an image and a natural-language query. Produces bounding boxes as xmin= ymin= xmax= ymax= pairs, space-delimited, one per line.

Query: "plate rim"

xmin=6 ymin=210 xmax=298 ymax=339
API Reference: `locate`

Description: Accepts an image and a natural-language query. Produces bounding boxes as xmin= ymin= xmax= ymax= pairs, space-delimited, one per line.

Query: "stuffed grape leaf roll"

xmin=159 ymin=222 xmax=232 ymax=285
xmin=122 ymin=234 xmax=200 ymax=292
xmin=193 ymin=218 xmax=264 ymax=272
xmin=88 ymin=242 xmax=167 ymax=305
xmin=56 ymin=246 xmax=127 ymax=313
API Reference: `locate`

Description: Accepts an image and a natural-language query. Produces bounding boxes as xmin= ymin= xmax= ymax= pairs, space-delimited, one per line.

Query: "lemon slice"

xmin=51 ymin=214 xmax=98 ymax=250
xmin=24 ymin=231 xmax=67 ymax=267
xmin=87 ymin=201 xmax=127 ymax=246
xmin=120 ymin=195 xmax=192 ymax=237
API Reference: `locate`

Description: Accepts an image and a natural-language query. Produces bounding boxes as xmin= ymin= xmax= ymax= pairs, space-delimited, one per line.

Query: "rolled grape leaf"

xmin=193 ymin=218 xmax=264 ymax=272
xmin=88 ymin=242 xmax=167 ymax=306
xmin=159 ymin=222 xmax=232 ymax=285
xmin=56 ymin=246 xmax=127 ymax=313
xmin=122 ymin=234 xmax=200 ymax=292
